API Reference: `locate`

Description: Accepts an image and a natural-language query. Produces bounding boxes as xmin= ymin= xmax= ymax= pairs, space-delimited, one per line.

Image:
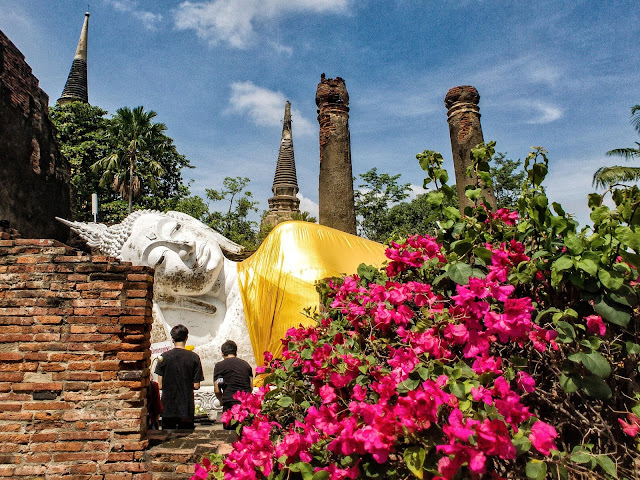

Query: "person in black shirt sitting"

xmin=154 ymin=324 xmax=205 ymax=430
xmin=213 ymin=340 xmax=253 ymax=429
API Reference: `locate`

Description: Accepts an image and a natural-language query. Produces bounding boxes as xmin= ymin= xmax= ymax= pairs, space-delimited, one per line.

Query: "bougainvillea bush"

xmin=194 ymin=145 xmax=639 ymax=480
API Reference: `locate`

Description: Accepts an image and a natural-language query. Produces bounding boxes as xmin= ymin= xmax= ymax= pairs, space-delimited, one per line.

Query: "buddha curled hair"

xmin=56 ymin=210 xmax=243 ymax=259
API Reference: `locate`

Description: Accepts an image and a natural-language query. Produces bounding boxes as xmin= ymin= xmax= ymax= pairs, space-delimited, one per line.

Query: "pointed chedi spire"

xmin=261 ymin=101 xmax=301 ymax=229
xmin=58 ymin=11 xmax=89 ymax=104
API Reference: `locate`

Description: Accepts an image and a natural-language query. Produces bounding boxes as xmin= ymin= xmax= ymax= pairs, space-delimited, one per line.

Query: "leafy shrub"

xmin=195 ymin=145 xmax=639 ymax=480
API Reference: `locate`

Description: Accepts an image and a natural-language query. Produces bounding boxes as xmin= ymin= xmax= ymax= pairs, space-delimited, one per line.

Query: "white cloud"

xmin=519 ymin=100 xmax=563 ymax=124
xmin=297 ymin=193 xmax=319 ymax=219
xmin=408 ymin=184 xmax=428 ymax=200
xmin=174 ymin=0 xmax=350 ymax=49
xmin=228 ymin=81 xmax=315 ymax=135
xmin=473 ymin=54 xmax=564 ymax=91
xmin=103 ymin=0 xmax=162 ymax=30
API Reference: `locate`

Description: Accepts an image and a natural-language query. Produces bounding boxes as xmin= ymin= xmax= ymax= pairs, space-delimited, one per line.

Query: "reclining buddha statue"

xmin=58 ymin=210 xmax=386 ymax=390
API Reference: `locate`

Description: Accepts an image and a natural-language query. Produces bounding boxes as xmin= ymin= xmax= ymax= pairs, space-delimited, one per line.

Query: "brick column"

xmin=445 ymin=85 xmax=497 ymax=213
xmin=316 ymin=74 xmax=357 ymax=235
xmin=0 ymin=237 xmax=154 ymax=479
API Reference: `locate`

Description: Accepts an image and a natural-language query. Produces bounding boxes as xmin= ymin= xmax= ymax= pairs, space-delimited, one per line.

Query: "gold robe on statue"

xmin=237 ymin=221 xmax=386 ymax=365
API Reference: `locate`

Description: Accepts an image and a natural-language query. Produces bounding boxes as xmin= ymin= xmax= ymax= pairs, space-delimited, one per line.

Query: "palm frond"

xmin=592 ymin=166 xmax=640 ymax=188
xmin=605 ymin=146 xmax=640 ymax=161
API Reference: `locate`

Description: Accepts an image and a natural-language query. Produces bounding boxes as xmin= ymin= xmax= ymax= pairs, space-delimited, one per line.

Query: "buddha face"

xmin=120 ymin=212 xmax=226 ymax=296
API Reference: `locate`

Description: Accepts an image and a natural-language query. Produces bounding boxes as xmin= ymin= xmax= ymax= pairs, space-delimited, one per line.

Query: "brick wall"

xmin=0 ymin=238 xmax=155 ymax=479
xmin=0 ymin=30 xmax=71 ymax=242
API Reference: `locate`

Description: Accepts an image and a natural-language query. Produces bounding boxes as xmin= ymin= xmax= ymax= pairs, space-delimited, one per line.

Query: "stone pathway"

xmin=145 ymin=420 xmax=236 ymax=479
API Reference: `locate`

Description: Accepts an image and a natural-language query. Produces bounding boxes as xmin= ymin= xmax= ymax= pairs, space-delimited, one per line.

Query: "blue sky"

xmin=1 ymin=0 xmax=638 ymax=226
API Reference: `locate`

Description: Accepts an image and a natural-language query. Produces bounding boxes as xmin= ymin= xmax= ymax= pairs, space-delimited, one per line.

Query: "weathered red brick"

xmin=12 ymin=382 xmax=63 ymax=392
xmin=0 ymin=352 xmax=23 ymax=361
xmin=29 ymin=441 xmax=84 ymax=452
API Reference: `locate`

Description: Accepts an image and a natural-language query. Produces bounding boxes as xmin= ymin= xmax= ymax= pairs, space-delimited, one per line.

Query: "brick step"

xmin=146 ymin=424 xmax=236 ymax=479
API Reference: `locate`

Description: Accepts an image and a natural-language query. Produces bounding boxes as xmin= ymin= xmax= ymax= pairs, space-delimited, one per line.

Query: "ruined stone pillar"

xmin=445 ymin=85 xmax=497 ymax=213
xmin=316 ymin=74 xmax=357 ymax=235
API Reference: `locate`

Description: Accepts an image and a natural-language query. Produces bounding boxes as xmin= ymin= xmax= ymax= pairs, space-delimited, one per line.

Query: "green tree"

xmin=91 ymin=106 xmax=167 ymax=214
xmin=593 ymin=104 xmax=640 ymax=188
xmin=354 ymin=167 xmax=411 ymax=242
xmin=172 ymin=194 xmax=210 ymax=222
xmin=490 ymin=152 xmax=525 ymax=209
xmin=206 ymin=177 xmax=259 ymax=248
xmin=291 ymin=211 xmax=317 ymax=223
xmin=51 ymin=103 xmax=194 ymax=223
xmin=49 ymin=102 xmax=115 ymax=221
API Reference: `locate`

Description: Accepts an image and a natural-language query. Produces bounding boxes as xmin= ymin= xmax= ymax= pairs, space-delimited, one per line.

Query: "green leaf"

xmin=559 ymin=374 xmax=580 ymax=393
xmin=598 ymin=268 xmax=624 ymax=291
xmin=465 ymin=187 xmax=482 ymax=201
xmin=588 ymin=193 xmax=603 ymax=209
xmin=512 ymin=436 xmax=531 ymax=454
xmin=569 ymin=451 xmax=593 ymax=464
xmin=581 ymin=375 xmax=612 ymax=399
xmin=555 ymin=321 xmax=576 ymax=343
xmin=447 ymin=262 xmax=472 ymax=285
xmin=449 ymin=381 xmax=466 ymax=399
xmin=564 ymin=234 xmax=584 ymax=255
xmin=404 ymin=446 xmax=426 ymax=479
xmin=615 ymin=226 xmax=640 ymax=252
xmin=531 ymin=250 xmax=550 ymax=260
xmin=312 ymin=472 xmax=330 ymax=480
xmin=397 ymin=377 xmax=420 ymax=394
xmin=277 ymin=396 xmax=293 ymax=407
xmin=451 ymin=239 xmax=472 ymax=256
xmin=552 ymin=202 xmax=566 ymax=216
xmin=554 ymin=256 xmax=574 ymax=272
xmin=593 ymin=296 xmax=631 ymax=327
xmin=526 ymin=460 xmax=547 ymax=480
xmin=581 ymin=352 xmax=611 ymax=378
xmin=625 ymin=342 xmax=640 ymax=354
xmin=595 ymin=454 xmax=617 ymax=477
xmin=474 ymin=247 xmax=493 ymax=264
xmin=577 ymin=258 xmax=598 ymax=276
xmin=590 ymin=205 xmax=610 ymax=223
xmin=426 ymin=192 xmax=444 ymax=208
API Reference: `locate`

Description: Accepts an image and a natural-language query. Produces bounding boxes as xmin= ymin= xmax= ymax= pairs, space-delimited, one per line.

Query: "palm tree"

xmin=92 ymin=106 xmax=166 ymax=213
xmin=593 ymin=104 xmax=640 ymax=188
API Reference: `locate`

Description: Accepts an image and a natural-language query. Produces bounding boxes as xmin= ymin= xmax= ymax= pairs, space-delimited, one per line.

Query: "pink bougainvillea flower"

xmin=319 ymin=384 xmax=337 ymax=403
xmin=191 ymin=462 xmax=210 ymax=480
xmin=472 ymin=355 xmax=502 ymax=375
xmin=585 ymin=314 xmax=606 ymax=336
xmin=471 ymin=385 xmax=493 ymax=405
xmin=528 ymin=421 xmax=558 ymax=455
xmin=618 ymin=413 xmax=640 ymax=437
xmin=516 ymin=371 xmax=536 ymax=393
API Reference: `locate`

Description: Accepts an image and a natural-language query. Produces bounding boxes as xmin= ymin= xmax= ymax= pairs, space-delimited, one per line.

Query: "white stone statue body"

xmin=58 ymin=210 xmax=255 ymax=387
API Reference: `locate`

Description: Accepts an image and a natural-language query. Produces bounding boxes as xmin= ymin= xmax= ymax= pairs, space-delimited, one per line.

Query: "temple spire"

xmin=261 ymin=101 xmax=301 ymax=229
xmin=58 ymin=11 xmax=89 ymax=104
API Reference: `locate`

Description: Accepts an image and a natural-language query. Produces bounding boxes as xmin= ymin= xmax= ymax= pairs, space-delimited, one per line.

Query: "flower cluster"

xmin=212 ymin=232 xmax=565 ymax=480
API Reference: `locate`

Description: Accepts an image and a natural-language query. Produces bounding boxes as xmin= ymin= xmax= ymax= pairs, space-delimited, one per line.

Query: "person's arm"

xmin=157 ymin=375 xmax=163 ymax=390
xmin=214 ymin=380 xmax=222 ymax=401
xmin=193 ymin=381 xmax=200 ymax=390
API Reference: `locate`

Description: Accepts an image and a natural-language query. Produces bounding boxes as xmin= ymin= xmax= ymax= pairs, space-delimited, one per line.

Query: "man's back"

xmin=156 ymin=348 xmax=204 ymax=419
xmin=214 ymin=356 xmax=253 ymax=406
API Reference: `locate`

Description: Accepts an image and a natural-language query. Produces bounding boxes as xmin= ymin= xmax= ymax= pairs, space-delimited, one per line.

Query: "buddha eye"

xmin=156 ymin=254 xmax=166 ymax=266
xmin=171 ymin=223 xmax=182 ymax=236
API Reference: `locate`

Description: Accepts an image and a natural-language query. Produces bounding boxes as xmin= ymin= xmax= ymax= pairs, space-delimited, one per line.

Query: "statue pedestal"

xmin=194 ymin=386 xmax=221 ymax=415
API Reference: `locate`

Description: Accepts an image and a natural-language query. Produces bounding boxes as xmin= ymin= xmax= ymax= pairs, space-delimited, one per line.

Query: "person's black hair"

xmin=221 ymin=340 xmax=237 ymax=356
xmin=171 ymin=324 xmax=188 ymax=343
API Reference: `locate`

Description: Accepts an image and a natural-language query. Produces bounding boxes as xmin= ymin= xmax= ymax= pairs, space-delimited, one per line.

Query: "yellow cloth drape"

xmin=237 ymin=221 xmax=386 ymax=365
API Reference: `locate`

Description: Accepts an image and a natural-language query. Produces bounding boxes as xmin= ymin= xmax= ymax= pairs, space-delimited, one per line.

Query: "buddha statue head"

xmin=57 ymin=210 xmax=244 ymax=297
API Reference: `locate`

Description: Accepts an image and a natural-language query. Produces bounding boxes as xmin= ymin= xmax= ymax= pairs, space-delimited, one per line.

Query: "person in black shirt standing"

xmin=154 ymin=324 xmax=204 ymax=430
xmin=213 ymin=340 xmax=253 ymax=429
